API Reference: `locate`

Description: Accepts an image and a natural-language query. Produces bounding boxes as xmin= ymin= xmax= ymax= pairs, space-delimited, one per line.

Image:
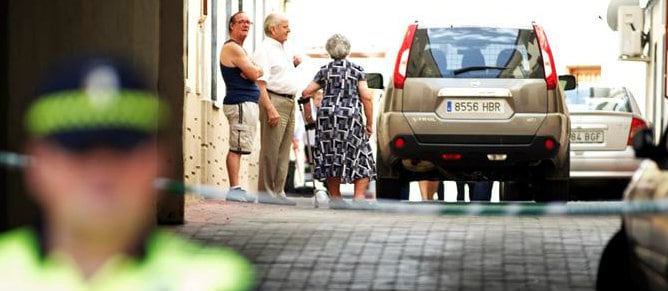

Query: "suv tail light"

xmin=533 ymin=23 xmax=557 ymax=90
xmin=627 ymin=117 xmax=647 ymax=145
xmin=393 ymin=23 xmax=417 ymax=89
xmin=393 ymin=137 xmax=406 ymax=149
xmin=544 ymin=138 xmax=556 ymax=152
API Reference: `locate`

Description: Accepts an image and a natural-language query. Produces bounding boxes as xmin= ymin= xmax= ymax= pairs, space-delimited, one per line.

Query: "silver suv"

xmin=369 ymin=23 xmax=575 ymax=201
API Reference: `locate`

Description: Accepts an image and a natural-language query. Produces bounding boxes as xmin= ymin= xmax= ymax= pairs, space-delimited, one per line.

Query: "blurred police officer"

xmin=0 ymin=56 xmax=255 ymax=290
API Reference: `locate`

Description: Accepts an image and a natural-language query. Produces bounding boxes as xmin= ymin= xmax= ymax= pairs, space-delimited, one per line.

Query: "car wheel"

xmin=596 ymin=227 xmax=641 ymax=291
xmin=500 ymin=181 xmax=531 ymax=201
xmin=376 ymin=177 xmax=409 ymax=200
xmin=533 ymin=178 xmax=569 ymax=202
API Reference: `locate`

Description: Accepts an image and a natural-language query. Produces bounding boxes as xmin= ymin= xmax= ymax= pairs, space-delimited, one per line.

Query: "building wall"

xmin=157 ymin=1 xmax=186 ymax=224
xmin=182 ymin=97 xmax=261 ymax=202
xmin=182 ymin=0 xmax=282 ymax=201
xmin=643 ymin=0 xmax=666 ymax=139
xmin=1 ymin=0 xmax=9 ymax=230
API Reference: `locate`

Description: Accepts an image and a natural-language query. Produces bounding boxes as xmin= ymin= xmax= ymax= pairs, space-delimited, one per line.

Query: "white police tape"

xmin=4 ymin=151 xmax=668 ymax=216
xmin=155 ymin=176 xmax=668 ymax=216
xmin=0 ymin=151 xmax=31 ymax=168
xmin=398 ymin=200 xmax=668 ymax=216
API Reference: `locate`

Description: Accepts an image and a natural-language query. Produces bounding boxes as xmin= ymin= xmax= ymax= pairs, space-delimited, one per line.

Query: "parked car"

xmin=368 ymin=22 xmax=575 ymax=201
xmin=596 ymin=128 xmax=668 ymax=290
xmin=565 ymin=84 xmax=648 ymax=199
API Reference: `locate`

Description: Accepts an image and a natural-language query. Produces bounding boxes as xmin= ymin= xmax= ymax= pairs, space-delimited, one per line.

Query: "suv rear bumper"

xmin=376 ymin=111 xmax=569 ymax=180
xmin=383 ymin=134 xmax=562 ymax=180
xmin=390 ymin=134 xmax=559 ymax=165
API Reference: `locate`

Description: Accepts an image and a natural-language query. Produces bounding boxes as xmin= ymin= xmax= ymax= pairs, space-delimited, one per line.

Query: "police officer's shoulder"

xmin=146 ymin=230 xmax=256 ymax=290
xmin=0 ymin=228 xmax=41 ymax=271
xmin=0 ymin=227 xmax=39 ymax=254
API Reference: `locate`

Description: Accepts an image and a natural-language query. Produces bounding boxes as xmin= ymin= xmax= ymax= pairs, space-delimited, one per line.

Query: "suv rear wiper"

xmin=454 ymin=66 xmax=507 ymax=75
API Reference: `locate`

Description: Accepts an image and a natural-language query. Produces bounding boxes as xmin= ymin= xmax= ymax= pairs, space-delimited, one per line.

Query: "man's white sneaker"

xmin=226 ymin=188 xmax=254 ymax=203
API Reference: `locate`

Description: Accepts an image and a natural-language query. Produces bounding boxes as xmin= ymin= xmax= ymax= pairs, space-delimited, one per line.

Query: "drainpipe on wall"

xmin=195 ymin=0 xmax=208 ymax=95
xmin=198 ymin=0 xmax=209 ymax=186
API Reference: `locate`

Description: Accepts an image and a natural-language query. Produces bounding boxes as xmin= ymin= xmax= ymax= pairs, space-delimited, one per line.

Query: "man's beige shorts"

xmin=223 ymin=102 xmax=259 ymax=155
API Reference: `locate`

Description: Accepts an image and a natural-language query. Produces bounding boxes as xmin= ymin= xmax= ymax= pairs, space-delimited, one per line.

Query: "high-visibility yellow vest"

xmin=0 ymin=227 xmax=255 ymax=291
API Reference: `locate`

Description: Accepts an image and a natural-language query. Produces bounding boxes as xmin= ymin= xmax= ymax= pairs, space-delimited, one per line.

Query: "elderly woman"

xmin=302 ymin=34 xmax=376 ymax=208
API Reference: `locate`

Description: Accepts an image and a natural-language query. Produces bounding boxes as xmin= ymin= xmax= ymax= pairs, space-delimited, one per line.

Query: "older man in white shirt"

xmin=253 ymin=12 xmax=301 ymax=205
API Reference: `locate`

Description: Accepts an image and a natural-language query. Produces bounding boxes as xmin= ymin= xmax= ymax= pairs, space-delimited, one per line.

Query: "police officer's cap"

xmin=25 ymin=55 xmax=169 ymax=151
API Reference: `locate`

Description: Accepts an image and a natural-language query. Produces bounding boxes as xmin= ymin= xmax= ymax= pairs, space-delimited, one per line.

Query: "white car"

xmin=565 ymin=84 xmax=648 ymax=199
xmin=597 ymin=128 xmax=668 ymax=290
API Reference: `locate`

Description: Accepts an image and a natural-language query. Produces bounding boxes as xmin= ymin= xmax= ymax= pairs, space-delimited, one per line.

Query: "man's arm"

xmin=252 ymin=47 xmax=280 ymax=127
xmin=228 ymin=45 xmax=263 ymax=81
xmin=257 ymin=81 xmax=280 ymax=127
xmin=293 ymin=55 xmax=302 ymax=67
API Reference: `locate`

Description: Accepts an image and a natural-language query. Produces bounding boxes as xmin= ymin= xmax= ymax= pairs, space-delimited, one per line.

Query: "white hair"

xmin=326 ymin=34 xmax=350 ymax=60
xmin=263 ymin=13 xmax=286 ymax=36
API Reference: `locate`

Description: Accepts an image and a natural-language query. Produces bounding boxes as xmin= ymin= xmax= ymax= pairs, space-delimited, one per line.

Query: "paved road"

xmin=172 ymin=198 xmax=620 ymax=291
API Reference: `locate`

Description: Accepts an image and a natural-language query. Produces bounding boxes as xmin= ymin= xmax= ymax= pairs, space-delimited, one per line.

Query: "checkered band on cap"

xmin=24 ymin=56 xmax=168 ymax=137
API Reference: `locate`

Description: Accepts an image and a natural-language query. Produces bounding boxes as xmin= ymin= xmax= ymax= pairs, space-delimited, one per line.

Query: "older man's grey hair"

xmin=263 ymin=13 xmax=286 ymax=36
xmin=326 ymin=34 xmax=351 ymax=60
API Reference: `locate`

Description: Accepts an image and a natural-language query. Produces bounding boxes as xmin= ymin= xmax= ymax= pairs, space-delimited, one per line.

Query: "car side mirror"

xmin=367 ymin=73 xmax=384 ymax=89
xmin=558 ymin=75 xmax=577 ymax=91
xmin=633 ymin=128 xmax=658 ymax=159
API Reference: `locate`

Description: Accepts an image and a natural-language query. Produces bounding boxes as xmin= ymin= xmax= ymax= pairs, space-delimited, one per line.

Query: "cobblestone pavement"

xmin=171 ymin=198 xmax=620 ymax=291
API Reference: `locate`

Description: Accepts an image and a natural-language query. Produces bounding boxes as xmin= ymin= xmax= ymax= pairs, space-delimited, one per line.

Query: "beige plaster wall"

xmin=183 ymin=93 xmax=261 ymax=203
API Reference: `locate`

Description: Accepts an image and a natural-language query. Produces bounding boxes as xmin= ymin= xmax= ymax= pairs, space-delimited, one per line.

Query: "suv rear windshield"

xmin=406 ymin=27 xmax=545 ymax=79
